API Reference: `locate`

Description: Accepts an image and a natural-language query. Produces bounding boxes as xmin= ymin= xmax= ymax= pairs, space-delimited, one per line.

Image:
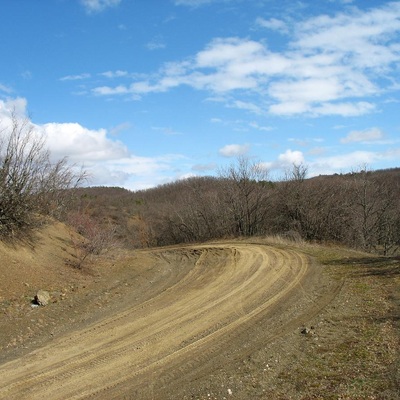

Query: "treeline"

xmin=1 ymin=116 xmax=398 ymax=256
xmin=72 ymin=158 xmax=400 ymax=256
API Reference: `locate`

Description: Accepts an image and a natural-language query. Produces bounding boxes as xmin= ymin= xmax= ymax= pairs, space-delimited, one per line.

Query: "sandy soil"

xmin=0 ymin=225 xmax=398 ymax=399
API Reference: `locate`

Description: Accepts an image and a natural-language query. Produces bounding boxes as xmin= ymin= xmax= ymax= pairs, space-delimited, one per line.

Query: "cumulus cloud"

xmin=312 ymin=151 xmax=380 ymax=173
xmin=90 ymin=2 xmax=400 ymax=118
xmin=42 ymin=122 xmax=129 ymax=162
xmin=295 ymin=3 xmax=400 ymax=70
xmin=80 ymin=0 xmax=121 ymax=13
xmin=0 ymin=97 xmax=27 ymax=118
xmin=219 ymin=144 xmax=250 ymax=157
xmin=262 ymin=148 xmax=383 ymax=178
xmin=41 ymin=124 xmax=186 ymax=189
xmin=259 ymin=149 xmax=306 ymax=176
xmin=262 ymin=144 xmax=400 ymax=178
xmin=0 ymin=98 xmax=185 ymax=191
xmin=341 ymin=127 xmax=385 ymax=143
xmin=308 ymin=145 xmax=400 ymax=176
xmin=277 ymin=149 xmax=305 ymax=166
xmin=86 ymin=154 xmax=184 ymax=190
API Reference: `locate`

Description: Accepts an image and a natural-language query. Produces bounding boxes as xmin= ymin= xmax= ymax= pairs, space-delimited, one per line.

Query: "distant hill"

xmin=66 ymin=167 xmax=400 ymax=254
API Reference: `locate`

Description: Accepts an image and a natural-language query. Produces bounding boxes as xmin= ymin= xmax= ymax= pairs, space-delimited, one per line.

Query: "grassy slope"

xmin=275 ymin=243 xmax=400 ymax=399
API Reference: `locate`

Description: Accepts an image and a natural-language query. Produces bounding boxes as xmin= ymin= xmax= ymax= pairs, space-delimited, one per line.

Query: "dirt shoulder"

xmin=221 ymin=240 xmax=400 ymax=400
xmin=0 ymin=228 xmax=399 ymax=399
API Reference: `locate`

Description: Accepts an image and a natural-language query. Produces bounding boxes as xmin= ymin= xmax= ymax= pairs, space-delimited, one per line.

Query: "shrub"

xmin=66 ymin=211 xmax=118 ymax=268
xmin=0 ymin=113 xmax=85 ymax=238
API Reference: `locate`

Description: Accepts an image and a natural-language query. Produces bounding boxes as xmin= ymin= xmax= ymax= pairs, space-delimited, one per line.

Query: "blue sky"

xmin=1 ymin=0 xmax=399 ymax=190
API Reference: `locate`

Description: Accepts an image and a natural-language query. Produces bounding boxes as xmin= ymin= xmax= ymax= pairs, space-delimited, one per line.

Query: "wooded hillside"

xmin=68 ymin=160 xmax=400 ymax=256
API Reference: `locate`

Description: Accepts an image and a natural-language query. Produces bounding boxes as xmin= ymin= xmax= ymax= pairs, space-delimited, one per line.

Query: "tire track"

xmin=0 ymin=243 xmax=335 ymax=400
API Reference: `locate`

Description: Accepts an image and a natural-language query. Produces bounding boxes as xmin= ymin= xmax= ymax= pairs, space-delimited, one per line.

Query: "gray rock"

xmin=35 ymin=290 xmax=51 ymax=306
xmin=301 ymin=326 xmax=316 ymax=335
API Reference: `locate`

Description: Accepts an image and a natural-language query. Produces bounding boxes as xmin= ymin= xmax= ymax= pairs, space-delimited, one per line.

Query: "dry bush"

xmin=67 ymin=211 xmax=118 ymax=268
xmin=0 ymin=113 xmax=85 ymax=239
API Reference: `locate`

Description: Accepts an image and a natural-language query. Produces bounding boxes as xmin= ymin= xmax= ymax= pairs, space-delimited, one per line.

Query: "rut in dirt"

xmin=0 ymin=243 xmax=338 ymax=400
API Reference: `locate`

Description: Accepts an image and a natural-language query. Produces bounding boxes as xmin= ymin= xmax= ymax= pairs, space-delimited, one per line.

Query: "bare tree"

xmin=274 ymin=163 xmax=309 ymax=238
xmin=219 ymin=157 xmax=270 ymax=236
xmin=284 ymin=163 xmax=308 ymax=183
xmin=346 ymin=167 xmax=399 ymax=253
xmin=0 ymin=113 xmax=85 ymax=238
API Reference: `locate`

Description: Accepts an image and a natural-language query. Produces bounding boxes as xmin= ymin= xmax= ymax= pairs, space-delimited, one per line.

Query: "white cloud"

xmin=312 ymin=151 xmax=380 ymax=172
xmin=231 ymin=100 xmax=264 ymax=115
xmin=341 ymin=127 xmax=385 ymax=144
xmin=21 ymin=70 xmax=32 ymax=80
xmin=311 ymin=101 xmax=376 ymax=117
xmin=151 ymin=126 xmax=182 ymax=135
xmin=295 ymin=3 xmax=400 ymax=70
xmin=0 ymin=97 xmax=27 ymax=118
xmin=109 ymin=122 xmax=131 ymax=136
xmin=269 ymin=102 xmax=310 ymax=116
xmin=219 ymin=144 xmax=250 ymax=157
xmin=0 ymin=83 xmax=13 ymax=93
xmin=88 ymin=3 xmax=400 ymax=118
xmin=80 ymin=0 xmax=121 ymax=13
xmin=146 ymin=39 xmax=166 ymax=51
xmin=269 ymin=78 xmax=342 ymax=104
xmin=308 ymin=147 xmax=327 ymax=156
xmin=262 ymin=148 xmax=382 ymax=178
xmin=60 ymin=73 xmax=91 ymax=81
xmin=249 ymin=121 xmax=273 ymax=131
xmin=42 ymin=122 xmax=129 ymax=162
xmin=93 ymin=85 xmax=130 ymax=96
xmin=308 ymin=146 xmax=400 ymax=176
xmin=100 ymin=70 xmax=128 ymax=78
xmin=0 ymin=97 xmax=185 ymax=190
xmin=278 ymin=149 xmax=305 ymax=166
xmin=259 ymin=144 xmax=400 ymax=179
xmin=259 ymin=149 xmax=306 ymax=175
xmin=256 ymin=17 xmax=289 ymax=34
xmin=192 ymin=162 xmax=217 ymax=171
xmin=87 ymin=154 xmax=184 ymax=190
xmin=196 ymin=37 xmax=265 ymax=68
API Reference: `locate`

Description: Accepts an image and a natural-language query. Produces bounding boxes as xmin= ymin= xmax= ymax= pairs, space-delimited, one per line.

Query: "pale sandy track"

xmin=0 ymin=243 xmax=338 ymax=399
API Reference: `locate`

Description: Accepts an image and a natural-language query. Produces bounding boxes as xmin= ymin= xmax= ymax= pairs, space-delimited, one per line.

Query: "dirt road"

xmin=0 ymin=243 xmax=339 ymax=399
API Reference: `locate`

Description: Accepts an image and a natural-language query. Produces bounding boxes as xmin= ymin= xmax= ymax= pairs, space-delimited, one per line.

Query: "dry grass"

xmin=273 ymin=245 xmax=400 ymax=399
xmin=204 ymin=236 xmax=399 ymax=398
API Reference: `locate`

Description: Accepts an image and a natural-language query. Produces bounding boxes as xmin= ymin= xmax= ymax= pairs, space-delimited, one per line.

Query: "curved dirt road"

xmin=0 ymin=243 xmax=338 ymax=399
